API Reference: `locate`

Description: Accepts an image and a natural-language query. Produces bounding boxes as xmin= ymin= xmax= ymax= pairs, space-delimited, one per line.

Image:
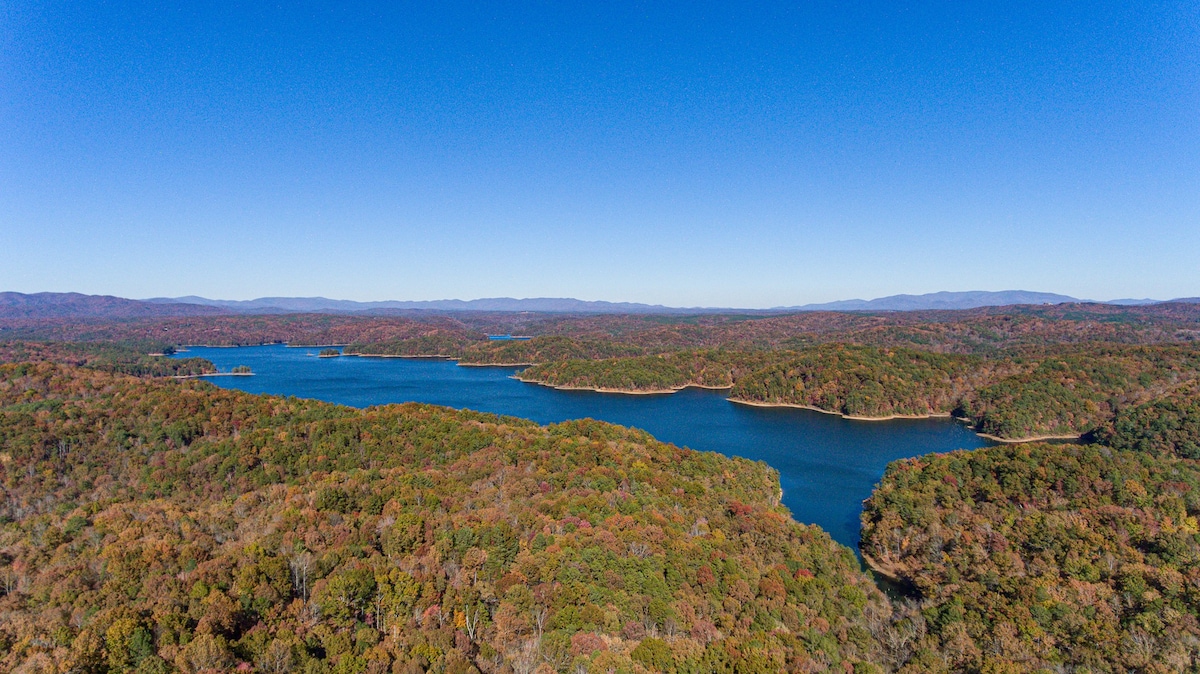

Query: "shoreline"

xmin=344 ymin=353 xmax=455 ymax=360
xmin=513 ymin=377 xmax=733 ymax=396
xmin=859 ymin=549 xmax=900 ymax=581
xmin=516 ymin=377 xmax=679 ymax=395
xmin=727 ymin=398 xmax=951 ymax=421
xmin=173 ymin=372 xmax=255 ymax=379
xmin=728 ymin=398 xmax=1084 ymax=444
xmin=859 ymin=549 xmax=919 ymax=597
xmin=337 ymin=354 xmax=532 ymax=367
xmin=977 ymin=432 xmax=1082 ymax=444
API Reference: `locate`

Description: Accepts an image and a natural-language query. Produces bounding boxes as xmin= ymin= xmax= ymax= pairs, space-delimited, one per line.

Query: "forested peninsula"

xmin=513 ymin=343 xmax=1200 ymax=442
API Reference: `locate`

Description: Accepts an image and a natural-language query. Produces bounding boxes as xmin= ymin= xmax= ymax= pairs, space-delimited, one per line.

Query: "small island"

xmin=318 ymin=348 xmax=341 ymax=358
xmin=231 ymin=365 xmax=253 ymax=374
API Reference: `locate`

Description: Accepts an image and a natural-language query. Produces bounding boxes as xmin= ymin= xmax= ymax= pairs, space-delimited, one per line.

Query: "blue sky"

xmin=1 ymin=2 xmax=1197 ymax=307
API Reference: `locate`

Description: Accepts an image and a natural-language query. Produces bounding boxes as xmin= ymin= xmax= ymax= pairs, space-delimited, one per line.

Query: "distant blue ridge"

xmin=141 ymin=290 xmax=1184 ymax=314
xmin=2 ymin=290 xmax=1193 ymax=319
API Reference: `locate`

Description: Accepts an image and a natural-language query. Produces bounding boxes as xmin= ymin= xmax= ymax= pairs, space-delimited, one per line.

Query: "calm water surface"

xmin=176 ymin=345 xmax=990 ymax=549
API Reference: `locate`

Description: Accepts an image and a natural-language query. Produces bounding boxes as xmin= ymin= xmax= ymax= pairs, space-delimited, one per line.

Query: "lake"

xmin=176 ymin=344 xmax=990 ymax=549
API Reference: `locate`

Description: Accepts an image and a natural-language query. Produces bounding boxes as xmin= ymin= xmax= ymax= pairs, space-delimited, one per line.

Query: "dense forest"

xmin=861 ymin=444 xmax=1200 ymax=672
xmin=513 ymin=343 xmax=1200 ymax=441
xmin=517 ymin=351 xmax=766 ymax=393
xmin=0 ymin=315 xmax=481 ymax=350
xmin=0 ymin=341 xmax=216 ymax=378
xmin=0 ymin=363 xmax=895 ymax=673
xmin=960 ymin=346 xmax=1200 ymax=440
xmin=727 ymin=346 xmax=982 ymax=419
xmin=1100 ymin=382 xmax=1200 ymax=460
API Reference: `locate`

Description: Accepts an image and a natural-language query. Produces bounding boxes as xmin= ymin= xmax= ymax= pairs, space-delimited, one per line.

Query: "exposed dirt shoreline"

xmin=977 ymin=432 xmax=1082 ymax=443
xmin=859 ymin=549 xmax=905 ymax=583
xmin=513 ymin=376 xmax=733 ymax=395
xmin=726 ymin=398 xmax=1083 ymax=443
xmin=727 ymin=398 xmax=951 ymax=421
xmin=344 ymin=353 xmax=456 ymax=359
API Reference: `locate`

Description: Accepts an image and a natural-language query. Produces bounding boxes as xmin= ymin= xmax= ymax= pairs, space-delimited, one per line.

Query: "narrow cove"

xmin=175 ymin=344 xmax=992 ymax=549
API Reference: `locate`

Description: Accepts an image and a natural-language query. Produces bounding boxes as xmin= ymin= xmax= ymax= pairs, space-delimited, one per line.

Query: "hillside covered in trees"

xmin=515 ymin=343 xmax=1200 ymax=441
xmin=861 ymin=444 xmax=1200 ymax=672
xmin=0 ymin=363 xmax=892 ymax=673
xmin=1100 ymin=381 xmax=1200 ymax=460
xmin=0 ymin=340 xmax=216 ymax=378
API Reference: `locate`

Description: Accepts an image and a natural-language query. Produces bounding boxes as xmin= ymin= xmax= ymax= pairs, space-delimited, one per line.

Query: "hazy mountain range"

xmin=0 ymin=292 xmax=225 ymax=319
xmin=781 ymin=291 xmax=1160 ymax=312
xmin=0 ymin=290 xmax=1193 ymax=320
xmin=146 ymin=290 xmax=1175 ymax=314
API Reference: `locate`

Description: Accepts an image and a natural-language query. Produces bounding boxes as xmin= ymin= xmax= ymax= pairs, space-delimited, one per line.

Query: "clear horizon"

xmin=2 ymin=3 xmax=1198 ymax=306
xmin=2 ymin=288 xmax=1187 ymax=311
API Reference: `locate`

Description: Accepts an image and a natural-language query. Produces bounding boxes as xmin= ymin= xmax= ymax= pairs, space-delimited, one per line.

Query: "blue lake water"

xmin=176 ymin=345 xmax=990 ymax=550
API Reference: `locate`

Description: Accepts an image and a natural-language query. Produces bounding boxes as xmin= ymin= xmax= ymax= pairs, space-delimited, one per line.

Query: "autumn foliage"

xmin=861 ymin=444 xmax=1200 ymax=672
xmin=0 ymin=363 xmax=889 ymax=673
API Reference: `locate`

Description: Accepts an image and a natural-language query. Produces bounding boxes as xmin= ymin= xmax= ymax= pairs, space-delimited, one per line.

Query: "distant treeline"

xmin=7 ymin=301 xmax=1200 ymax=354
